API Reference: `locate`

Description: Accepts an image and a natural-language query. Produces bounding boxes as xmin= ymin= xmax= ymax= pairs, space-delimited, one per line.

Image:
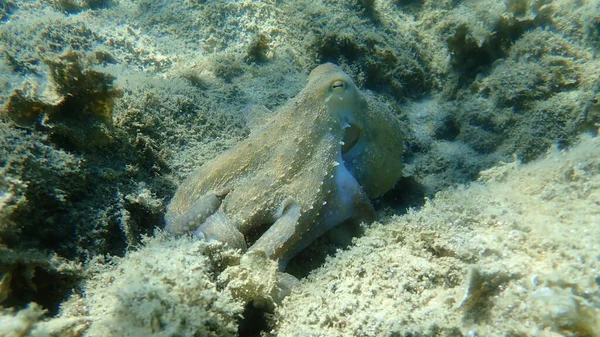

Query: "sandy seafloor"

xmin=1 ymin=0 xmax=600 ymax=336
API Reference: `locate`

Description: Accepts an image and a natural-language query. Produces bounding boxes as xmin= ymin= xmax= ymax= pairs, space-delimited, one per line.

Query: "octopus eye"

xmin=331 ymin=80 xmax=346 ymax=94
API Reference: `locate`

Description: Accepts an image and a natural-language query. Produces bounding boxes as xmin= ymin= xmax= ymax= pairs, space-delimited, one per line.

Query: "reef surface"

xmin=0 ymin=0 xmax=599 ymax=336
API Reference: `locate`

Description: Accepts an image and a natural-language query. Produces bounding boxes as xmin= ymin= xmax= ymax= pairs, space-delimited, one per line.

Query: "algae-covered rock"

xmin=58 ymin=234 xmax=243 ymax=337
xmin=274 ymin=135 xmax=600 ymax=336
xmin=0 ymin=248 xmax=81 ymax=316
xmin=4 ymin=51 xmax=121 ymax=150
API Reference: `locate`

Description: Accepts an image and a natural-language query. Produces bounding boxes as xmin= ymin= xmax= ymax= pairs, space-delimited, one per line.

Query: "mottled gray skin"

xmin=165 ymin=63 xmax=403 ymax=268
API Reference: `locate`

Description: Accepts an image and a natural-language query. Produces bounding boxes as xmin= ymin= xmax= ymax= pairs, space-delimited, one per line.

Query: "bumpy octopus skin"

xmin=165 ymin=63 xmax=403 ymax=267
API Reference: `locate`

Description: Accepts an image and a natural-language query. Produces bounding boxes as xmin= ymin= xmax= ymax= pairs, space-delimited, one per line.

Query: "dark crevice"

xmin=238 ymin=302 xmax=270 ymax=337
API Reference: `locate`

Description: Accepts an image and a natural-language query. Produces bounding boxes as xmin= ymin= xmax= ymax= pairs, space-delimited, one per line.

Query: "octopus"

xmin=165 ymin=63 xmax=403 ymax=269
